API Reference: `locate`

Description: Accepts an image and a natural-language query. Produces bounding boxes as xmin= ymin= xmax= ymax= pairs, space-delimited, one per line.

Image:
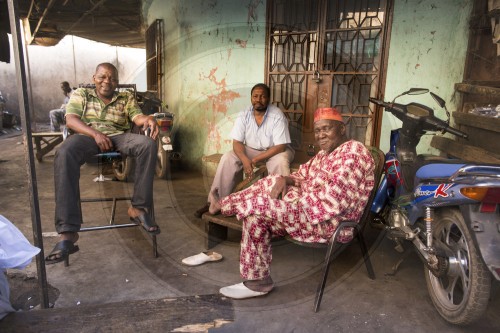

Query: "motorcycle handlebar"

xmin=369 ymin=98 xmax=389 ymax=108
xmin=369 ymin=97 xmax=468 ymax=139
xmin=424 ymin=117 xmax=468 ymax=138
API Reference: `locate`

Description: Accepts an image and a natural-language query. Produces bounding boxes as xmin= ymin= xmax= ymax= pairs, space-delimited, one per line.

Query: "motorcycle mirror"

xmin=392 ymin=87 xmax=430 ymax=103
xmin=406 ymin=88 xmax=429 ymax=95
xmin=430 ymin=92 xmax=446 ymax=108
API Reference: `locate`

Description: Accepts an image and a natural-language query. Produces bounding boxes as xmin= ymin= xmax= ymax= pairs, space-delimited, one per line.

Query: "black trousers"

xmin=53 ymin=133 xmax=157 ymax=233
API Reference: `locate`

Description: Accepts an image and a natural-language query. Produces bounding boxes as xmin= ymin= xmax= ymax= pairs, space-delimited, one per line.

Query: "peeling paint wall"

xmin=144 ymin=0 xmax=472 ymax=170
xmin=381 ymin=0 xmax=473 ymax=153
xmin=143 ymin=0 xmax=266 ymax=170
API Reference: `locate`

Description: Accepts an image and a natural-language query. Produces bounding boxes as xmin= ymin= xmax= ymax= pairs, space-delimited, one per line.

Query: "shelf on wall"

xmin=455 ymin=83 xmax=500 ymax=97
xmin=431 ymin=136 xmax=500 ymax=164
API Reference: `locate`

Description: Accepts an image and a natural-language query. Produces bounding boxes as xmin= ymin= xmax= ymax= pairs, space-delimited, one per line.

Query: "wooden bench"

xmin=202 ymin=214 xmax=242 ymax=249
xmin=32 ymin=132 xmax=63 ymax=162
xmin=201 ymin=153 xmax=301 ymax=249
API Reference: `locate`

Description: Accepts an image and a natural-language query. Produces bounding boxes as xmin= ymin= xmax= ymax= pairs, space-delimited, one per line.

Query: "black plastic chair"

xmin=288 ymin=145 xmax=385 ymax=312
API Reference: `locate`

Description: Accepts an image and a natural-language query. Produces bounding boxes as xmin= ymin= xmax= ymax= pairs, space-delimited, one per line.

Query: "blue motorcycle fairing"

xmin=407 ymin=181 xmax=483 ymax=224
xmin=415 ymin=163 xmax=465 ymax=182
xmin=371 ymin=175 xmax=388 ymax=214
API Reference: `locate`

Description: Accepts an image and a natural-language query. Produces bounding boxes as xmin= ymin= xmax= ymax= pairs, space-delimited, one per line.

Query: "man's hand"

xmin=66 ymin=114 xmax=114 ymax=151
xmin=270 ymin=176 xmax=287 ymax=199
xmin=142 ymin=116 xmax=159 ymax=140
xmin=93 ymin=131 xmax=113 ymax=152
xmin=250 ymin=156 xmax=264 ymax=167
xmin=242 ymin=158 xmax=254 ymax=177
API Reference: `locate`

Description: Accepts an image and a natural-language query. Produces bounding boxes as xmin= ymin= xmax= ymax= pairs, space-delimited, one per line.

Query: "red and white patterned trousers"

xmin=220 ymin=175 xmax=336 ymax=280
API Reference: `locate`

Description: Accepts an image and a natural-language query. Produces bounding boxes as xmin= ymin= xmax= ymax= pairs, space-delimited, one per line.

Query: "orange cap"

xmin=313 ymin=107 xmax=343 ymax=123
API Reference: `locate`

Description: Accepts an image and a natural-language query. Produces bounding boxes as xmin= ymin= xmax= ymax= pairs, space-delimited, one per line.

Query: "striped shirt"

xmin=65 ymin=88 xmax=143 ymax=136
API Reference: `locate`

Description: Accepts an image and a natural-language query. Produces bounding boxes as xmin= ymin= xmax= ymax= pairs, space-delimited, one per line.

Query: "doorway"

xmin=266 ymin=0 xmax=393 ymax=161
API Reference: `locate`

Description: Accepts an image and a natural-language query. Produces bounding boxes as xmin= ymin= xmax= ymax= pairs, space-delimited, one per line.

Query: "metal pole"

xmin=7 ymin=0 xmax=50 ymax=309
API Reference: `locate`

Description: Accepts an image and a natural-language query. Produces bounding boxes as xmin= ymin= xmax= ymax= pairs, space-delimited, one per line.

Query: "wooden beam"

xmin=454 ymin=83 xmax=500 ymax=97
xmin=431 ymin=136 xmax=500 ymax=164
xmin=0 ymin=295 xmax=234 ymax=332
xmin=453 ymin=112 xmax=500 ymax=134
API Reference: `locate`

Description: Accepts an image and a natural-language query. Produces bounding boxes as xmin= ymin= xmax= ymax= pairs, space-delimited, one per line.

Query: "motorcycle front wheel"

xmin=424 ymin=208 xmax=491 ymax=325
xmin=155 ymin=137 xmax=169 ymax=179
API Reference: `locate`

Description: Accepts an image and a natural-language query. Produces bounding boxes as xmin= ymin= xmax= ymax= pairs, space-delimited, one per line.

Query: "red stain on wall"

xmin=201 ymin=67 xmax=241 ymax=152
xmin=203 ymin=67 xmax=241 ymax=115
xmin=235 ymin=39 xmax=247 ymax=48
xmin=206 ymin=121 xmax=223 ymax=152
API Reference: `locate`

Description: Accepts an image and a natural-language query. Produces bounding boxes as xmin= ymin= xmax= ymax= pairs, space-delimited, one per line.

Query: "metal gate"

xmin=266 ymin=0 xmax=393 ymax=160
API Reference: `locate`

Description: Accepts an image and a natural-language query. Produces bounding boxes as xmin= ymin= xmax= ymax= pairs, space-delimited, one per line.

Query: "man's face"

xmin=314 ymin=119 xmax=345 ymax=153
xmin=251 ymin=87 xmax=269 ymax=112
xmin=93 ymin=65 xmax=118 ymax=99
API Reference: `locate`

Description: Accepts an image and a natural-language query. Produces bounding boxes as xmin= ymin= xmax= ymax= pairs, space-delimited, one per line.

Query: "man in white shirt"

xmin=49 ymin=81 xmax=73 ymax=132
xmin=195 ymin=83 xmax=294 ymax=217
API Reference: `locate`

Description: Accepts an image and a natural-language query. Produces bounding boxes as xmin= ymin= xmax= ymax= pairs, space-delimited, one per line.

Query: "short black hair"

xmin=251 ymin=83 xmax=270 ymax=97
xmin=61 ymin=81 xmax=72 ymax=93
xmin=96 ymin=62 xmax=118 ymax=75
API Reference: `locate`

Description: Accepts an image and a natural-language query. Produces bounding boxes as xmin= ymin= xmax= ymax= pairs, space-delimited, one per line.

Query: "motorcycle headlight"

xmin=161 ymin=136 xmax=171 ymax=144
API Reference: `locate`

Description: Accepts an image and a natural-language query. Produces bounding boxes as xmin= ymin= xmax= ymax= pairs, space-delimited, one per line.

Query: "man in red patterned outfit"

xmin=213 ymin=107 xmax=375 ymax=299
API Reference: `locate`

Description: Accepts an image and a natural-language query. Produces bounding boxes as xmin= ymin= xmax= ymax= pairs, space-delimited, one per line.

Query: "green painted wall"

xmin=143 ymin=0 xmax=267 ymax=170
xmin=381 ymin=0 xmax=472 ymax=153
xmin=143 ymin=0 xmax=472 ymax=170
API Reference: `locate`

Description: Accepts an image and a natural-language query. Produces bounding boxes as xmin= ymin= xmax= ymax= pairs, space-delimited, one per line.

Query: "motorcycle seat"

xmin=415 ymin=163 xmax=466 ymax=184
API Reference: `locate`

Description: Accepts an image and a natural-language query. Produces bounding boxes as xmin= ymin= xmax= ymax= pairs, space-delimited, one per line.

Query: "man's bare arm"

xmin=233 ymin=140 xmax=253 ymax=176
xmin=251 ymin=144 xmax=286 ymax=165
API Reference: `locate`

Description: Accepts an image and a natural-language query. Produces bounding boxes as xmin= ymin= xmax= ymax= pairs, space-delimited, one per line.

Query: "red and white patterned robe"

xmin=219 ymin=140 xmax=375 ymax=280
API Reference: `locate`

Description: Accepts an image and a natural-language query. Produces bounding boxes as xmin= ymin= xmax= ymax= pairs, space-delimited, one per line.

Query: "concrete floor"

xmin=0 ymin=133 xmax=499 ymax=332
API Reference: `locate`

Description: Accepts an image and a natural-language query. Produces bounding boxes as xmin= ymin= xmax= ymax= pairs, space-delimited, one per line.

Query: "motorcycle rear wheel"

xmin=424 ymin=208 xmax=491 ymax=325
xmin=113 ymin=156 xmax=133 ymax=182
xmin=155 ymin=137 xmax=169 ymax=179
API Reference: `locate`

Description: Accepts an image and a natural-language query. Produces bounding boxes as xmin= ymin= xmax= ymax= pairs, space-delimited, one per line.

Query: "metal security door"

xmin=266 ymin=0 xmax=392 ymax=161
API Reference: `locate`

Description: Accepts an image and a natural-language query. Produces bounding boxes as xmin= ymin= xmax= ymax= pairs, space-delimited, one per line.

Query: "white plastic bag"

xmin=0 ymin=215 xmax=40 ymax=269
xmin=0 ymin=270 xmax=15 ymax=320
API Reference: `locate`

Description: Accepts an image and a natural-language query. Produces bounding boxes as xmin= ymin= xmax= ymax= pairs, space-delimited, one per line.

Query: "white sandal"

xmin=219 ymin=282 xmax=268 ymax=299
xmin=181 ymin=251 xmax=223 ymax=266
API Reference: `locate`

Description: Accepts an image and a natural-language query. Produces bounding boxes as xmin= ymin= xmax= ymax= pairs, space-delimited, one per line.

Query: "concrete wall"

xmin=381 ymin=0 xmax=472 ymax=153
xmin=143 ymin=0 xmax=266 ymax=170
xmin=0 ymin=35 xmax=146 ymax=125
xmin=143 ymin=0 xmax=472 ymax=170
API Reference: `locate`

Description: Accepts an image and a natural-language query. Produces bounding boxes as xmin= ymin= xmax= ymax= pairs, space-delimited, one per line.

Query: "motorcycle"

xmin=369 ymin=88 xmax=500 ymax=325
xmin=112 ymin=91 xmax=176 ymax=180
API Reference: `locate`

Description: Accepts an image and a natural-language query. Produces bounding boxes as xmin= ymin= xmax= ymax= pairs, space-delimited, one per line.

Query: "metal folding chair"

xmin=68 ymin=83 xmax=158 ymax=258
xmin=77 ymin=151 xmax=158 ymax=258
xmin=287 ymin=145 xmax=385 ymax=312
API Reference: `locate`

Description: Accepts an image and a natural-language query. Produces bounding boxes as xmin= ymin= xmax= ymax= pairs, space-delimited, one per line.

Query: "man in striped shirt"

xmin=45 ymin=63 xmax=160 ymax=265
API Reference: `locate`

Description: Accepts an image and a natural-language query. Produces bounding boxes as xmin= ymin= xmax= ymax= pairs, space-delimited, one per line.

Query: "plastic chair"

xmin=289 ymin=145 xmax=385 ymax=312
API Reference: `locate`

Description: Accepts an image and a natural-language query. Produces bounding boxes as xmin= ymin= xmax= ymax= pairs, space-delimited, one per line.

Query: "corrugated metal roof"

xmin=16 ymin=0 xmax=144 ymax=48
